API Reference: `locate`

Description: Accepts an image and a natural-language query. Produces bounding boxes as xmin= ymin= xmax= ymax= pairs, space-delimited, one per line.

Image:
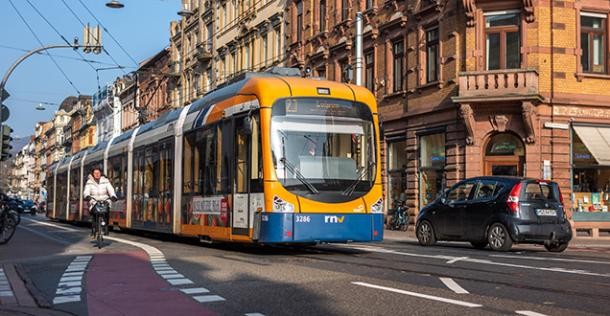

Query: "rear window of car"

xmin=523 ymin=181 xmax=559 ymax=201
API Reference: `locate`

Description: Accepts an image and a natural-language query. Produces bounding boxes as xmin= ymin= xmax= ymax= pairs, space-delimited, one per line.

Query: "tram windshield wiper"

xmin=280 ymin=157 xmax=319 ymax=194
xmin=342 ymin=161 xmax=375 ymax=196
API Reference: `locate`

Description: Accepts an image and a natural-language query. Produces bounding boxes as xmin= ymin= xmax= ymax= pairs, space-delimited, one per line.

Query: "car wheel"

xmin=416 ymin=220 xmax=436 ymax=246
xmin=470 ymin=241 xmax=488 ymax=249
xmin=487 ymin=223 xmax=512 ymax=252
xmin=544 ymin=241 xmax=568 ymax=253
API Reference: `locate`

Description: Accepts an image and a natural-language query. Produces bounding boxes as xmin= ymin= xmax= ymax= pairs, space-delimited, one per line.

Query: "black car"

xmin=416 ymin=176 xmax=572 ymax=252
xmin=21 ymin=199 xmax=37 ymax=214
xmin=6 ymin=198 xmax=25 ymax=214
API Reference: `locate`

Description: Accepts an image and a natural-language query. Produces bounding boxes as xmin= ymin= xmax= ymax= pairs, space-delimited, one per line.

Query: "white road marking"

xmin=180 ymin=288 xmax=210 ymax=294
xmin=245 ymin=313 xmax=265 ymax=316
xmin=53 ymin=295 xmax=81 ymax=304
xmin=352 ymin=282 xmax=482 ymax=308
xmin=17 ymin=224 xmax=72 ymax=246
xmin=439 ymin=277 xmax=469 ymax=294
xmin=53 ymin=256 xmax=91 ymax=305
xmin=161 ymin=273 xmax=185 ymax=279
xmin=21 ymin=218 xmax=79 ymax=232
xmin=157 ymin=270 xmax=178 ymax=275
xmin=516 ymin=310 xmax=549 ymax=316
xmin=344 ymin=245 xmax=610 ymax=278
xmin=0 ymin=270 xmax=13 ymax=298
xmin=447 ymin=257 xmax=469 ymax=264
xmin=193 ymin=295 xmax=225 ymax=303
xmin=168 ymin=278 xmax=194 ymax=286
xmin=490 ymin=254 xmax=610 ymax=265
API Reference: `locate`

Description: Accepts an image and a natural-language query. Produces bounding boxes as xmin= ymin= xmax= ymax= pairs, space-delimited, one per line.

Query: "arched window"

xmin=484 ymin=133 xmax=525 ymax=176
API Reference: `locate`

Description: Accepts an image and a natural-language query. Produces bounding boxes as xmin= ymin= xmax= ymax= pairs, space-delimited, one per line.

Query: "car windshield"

xmin=271 ymin=98 xmax=376 ymax=203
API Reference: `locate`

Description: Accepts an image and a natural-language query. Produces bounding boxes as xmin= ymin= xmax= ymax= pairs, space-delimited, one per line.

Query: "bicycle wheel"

xmin=0 ymin=214 xmax=17 ymax=245
xmin=10 ymin=211 xmax=20 ymax=226
xmin=97 ymin=218 xmax=103 ymax=249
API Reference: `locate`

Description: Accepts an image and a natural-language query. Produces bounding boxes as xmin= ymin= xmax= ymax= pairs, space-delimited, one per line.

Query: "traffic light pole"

xmin=0 ymin=44 xmax=94 ymax=183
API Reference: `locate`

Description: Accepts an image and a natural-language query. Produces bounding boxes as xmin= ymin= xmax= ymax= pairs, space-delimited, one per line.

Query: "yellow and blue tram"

xmin=46 ymin=72 xmax=384 ymax=243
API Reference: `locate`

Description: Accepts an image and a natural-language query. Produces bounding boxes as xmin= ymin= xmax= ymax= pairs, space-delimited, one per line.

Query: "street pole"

xmin=0 ymin=44 xmax=95 ymax=182
xmin=355 ymin=12 xmax=364 ymax=86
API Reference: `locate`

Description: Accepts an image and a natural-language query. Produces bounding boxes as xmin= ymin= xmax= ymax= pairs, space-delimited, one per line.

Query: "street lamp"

xmin=36 ymin=103 xmax=45 ymax=111
xmin=105 ymin=0 xmax=125 ymax=9
xmin=177 ymin=2 xmax=194 ymax=17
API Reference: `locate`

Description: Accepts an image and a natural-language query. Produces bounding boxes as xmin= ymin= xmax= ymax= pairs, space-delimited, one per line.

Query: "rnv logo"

xmin=324 ymin=216 xmax=345 ymax=223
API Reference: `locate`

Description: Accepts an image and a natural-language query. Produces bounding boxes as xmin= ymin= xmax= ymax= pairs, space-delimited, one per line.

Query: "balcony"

xmin=452 ymin=69 xmax=543 ymax=103
xmin=196 ymin=42 xmax=213 ymax=62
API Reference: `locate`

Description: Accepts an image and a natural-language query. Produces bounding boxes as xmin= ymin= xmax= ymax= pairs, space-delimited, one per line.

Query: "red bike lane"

xmin=86 ymin=250 xmax=216 ymax=316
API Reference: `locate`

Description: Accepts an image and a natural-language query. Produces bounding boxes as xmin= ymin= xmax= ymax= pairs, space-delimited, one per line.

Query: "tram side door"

xmin=232 ymin=115 xmax=251 ymax=236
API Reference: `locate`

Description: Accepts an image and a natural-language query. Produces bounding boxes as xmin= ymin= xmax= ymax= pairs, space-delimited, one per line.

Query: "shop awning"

xmin=573 ymin=125 xmax=610 ymax=166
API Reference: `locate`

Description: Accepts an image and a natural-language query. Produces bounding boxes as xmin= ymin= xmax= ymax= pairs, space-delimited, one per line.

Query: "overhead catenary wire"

xmin=76 ymin=0 xmax=139 ymax=67
xmin=0 ymin=44 xmax=133 ymax=68
xmin=7 ymin=0 xmax=81 ymax=94
xmin=60 ymin=0 xmax=128 ymax=75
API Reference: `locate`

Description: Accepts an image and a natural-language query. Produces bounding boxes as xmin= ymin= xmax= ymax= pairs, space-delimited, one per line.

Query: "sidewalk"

xmin=382 ymin=229 xmax=610 ymax=248
xmin=0 ymin=264 xmax=72 ymax=316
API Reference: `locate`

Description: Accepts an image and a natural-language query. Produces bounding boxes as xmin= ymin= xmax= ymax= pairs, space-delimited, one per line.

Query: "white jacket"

xmin=83 ymin=175 xmax=116 ymax=207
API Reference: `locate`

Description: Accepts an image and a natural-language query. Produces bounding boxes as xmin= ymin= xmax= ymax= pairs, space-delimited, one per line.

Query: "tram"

xmin=46 ymin=71 xmax=384 ymax=244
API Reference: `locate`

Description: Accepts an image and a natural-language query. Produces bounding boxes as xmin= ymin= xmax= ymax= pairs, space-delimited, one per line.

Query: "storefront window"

xmin=419 ymin=133 xmax=446 ymax=208
xmin=572 ymin=127 xmax=610 ymax=212
xmin=387 ymin=139 xmax=407 ymax=209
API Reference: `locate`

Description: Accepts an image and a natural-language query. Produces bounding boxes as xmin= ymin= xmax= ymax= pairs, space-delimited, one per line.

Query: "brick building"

xmin=287 ymin=0 xmax=610 ymax=233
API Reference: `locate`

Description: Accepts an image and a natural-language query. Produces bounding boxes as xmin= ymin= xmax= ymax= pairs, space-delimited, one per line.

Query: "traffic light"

xmin=1 ymin=124 xmax=13 ymax=161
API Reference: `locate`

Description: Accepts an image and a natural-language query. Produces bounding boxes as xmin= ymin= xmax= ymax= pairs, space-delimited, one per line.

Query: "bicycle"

xmin=387 ymin=199 xmax=409 ymax=231
xmin=0 ymin=200 xmax=19 ymax=245
xmin=90 ymin=198 xmax=110 ymax=249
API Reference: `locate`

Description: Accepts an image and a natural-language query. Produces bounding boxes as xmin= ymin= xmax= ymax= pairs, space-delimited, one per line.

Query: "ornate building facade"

xmin=288 ymin=0 xmax=610 ymax=235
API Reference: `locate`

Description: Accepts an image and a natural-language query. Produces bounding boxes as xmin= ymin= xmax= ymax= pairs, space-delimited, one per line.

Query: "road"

xmin=1 ymin=214 xmax=609 ymax=315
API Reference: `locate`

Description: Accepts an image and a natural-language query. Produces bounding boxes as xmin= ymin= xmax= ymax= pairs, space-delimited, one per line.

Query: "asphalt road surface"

xmin=1 ymin=214 xmax=609 ymax=316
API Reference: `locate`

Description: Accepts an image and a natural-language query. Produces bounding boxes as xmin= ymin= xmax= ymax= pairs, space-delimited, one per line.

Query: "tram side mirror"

xmin=243 ymin=115 xmax=253 ymax=135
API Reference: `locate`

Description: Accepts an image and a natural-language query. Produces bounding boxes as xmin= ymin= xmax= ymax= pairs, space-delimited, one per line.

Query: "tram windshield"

xmin=271 ymin=98 xmax=376 ymax=203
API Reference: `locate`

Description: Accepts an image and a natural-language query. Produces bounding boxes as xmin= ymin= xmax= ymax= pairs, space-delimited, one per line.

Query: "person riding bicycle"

xmin=83 ymin=167 xmax=116 ymax=236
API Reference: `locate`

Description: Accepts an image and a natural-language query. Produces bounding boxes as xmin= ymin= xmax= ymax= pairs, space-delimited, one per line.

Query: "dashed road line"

xmin=446 ymin=257 xmax=469 ymax=264
xmin=516 ymin=310 xmax=549 ymax=316
xmin=180 ymin=287 xmax=210 ymax=295
xmin=352 ymin=281 xmax=482 ymax=308
xmin=245 ymin=313 xmax=266 ymax=316
xmin=490 ymin=254 xmax=610 ymax=265
xmin=193 ymin=295 xmax=226 ymax=303
xmin=439 ymin=277 xmax=469 ymax=294
xmin=0 ymin=268 xmax=14 ymax=298
xmin=53 ymin=255 xmax=92 ymax=305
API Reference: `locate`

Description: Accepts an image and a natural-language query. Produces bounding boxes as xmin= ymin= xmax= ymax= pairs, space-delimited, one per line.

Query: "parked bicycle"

xmin=90 ymin=197 xmax=110 ymax=249
xmin=0 ymin=194 xmax=19 ymax=245
xmin=387 ymin=199 xmax=409 ymax=231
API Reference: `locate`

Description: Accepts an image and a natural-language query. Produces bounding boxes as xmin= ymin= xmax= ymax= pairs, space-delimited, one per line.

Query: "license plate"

xmin=536 ymin=209 xmax=557 ymax=216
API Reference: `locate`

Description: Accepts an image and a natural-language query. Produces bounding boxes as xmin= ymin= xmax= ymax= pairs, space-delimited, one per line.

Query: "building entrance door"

xmin=483 ymin=133 xmax=525 ymax=177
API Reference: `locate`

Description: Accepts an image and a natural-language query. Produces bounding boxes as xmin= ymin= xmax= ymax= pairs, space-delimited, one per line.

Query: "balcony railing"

xmin=454 ymin=69 xmax=542 ymax=103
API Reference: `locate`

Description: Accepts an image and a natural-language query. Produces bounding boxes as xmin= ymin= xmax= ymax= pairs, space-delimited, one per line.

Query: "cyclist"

xmin=83 ymin=167 xmax=116 ymax=236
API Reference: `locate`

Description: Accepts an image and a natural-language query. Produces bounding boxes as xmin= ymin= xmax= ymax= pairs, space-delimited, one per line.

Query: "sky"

xmin=0 ymin=0 xmax=181 ymax=138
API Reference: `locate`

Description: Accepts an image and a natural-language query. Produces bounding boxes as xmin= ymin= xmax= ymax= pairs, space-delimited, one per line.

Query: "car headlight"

xmin=273 ymin=196 xmax=295 ymax=213
xmin=371 ymin=198 xmax=384 ymax=214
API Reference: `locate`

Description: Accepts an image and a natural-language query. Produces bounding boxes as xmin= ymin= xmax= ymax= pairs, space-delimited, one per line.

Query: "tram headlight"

xmin=371 ymin=198 xmax=384 ymax=214
xmin=273 ymin=196 xmax=295 ymax=213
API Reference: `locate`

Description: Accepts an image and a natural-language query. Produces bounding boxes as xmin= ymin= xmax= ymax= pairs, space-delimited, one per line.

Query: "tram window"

xmin=236 ymin=119 xmax=248 ymax=194
xmin=202 ymin=126 xmax=218 ymax=195
xmin=183 ymin=133 xmax=195 ymax=193
xmin=144 ymin=146 xmax=158 ymax=197
xmin=108 ymin=155 xmax=126 ymax=199
xmin=250 ymin=114 xmax=263 ymax=193
xmin=159 ymin=140 xmax=174 ymax=196
xmin=70 ymin=167 xmax=80 ymax=202
xmin=220 ymin=122 xmax=230 ymax=194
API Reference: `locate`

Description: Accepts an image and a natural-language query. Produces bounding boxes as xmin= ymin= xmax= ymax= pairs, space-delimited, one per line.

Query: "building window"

xmin=244 ymin=43 xmax=250 ymax=70
xmin=419 ymin=133 xmax=446 ymax=208
xmin=316 ymin=67 xmax=326 ymax=79
xmin=319 ymin=0 xmax=326 ymax=33
xmin=581 ymin=12 xmax=607 ymax=73
xmin=365 ymin=50 xmax=374 ymax=92
xmin=341 ymin=0 xmax=349 ymax=21
xmin=262 ymin=33 xmax=268 ymax=66
xmin=485 ymin=12 xmax=520 ymax=70
xmin=296 ymin=0 xmax=303 ymax=43
xmin=393 ymin=40 xmax=405 ymax=92
xmin=275 ymin=26 xmax=282 ymax=59
xmin=366 ymin=0 xmax=373 ymax=10
xmin=426 ymin=27 xmax=439 ymax=83
xmin=571 ymin=126 xmax=610 ymax=212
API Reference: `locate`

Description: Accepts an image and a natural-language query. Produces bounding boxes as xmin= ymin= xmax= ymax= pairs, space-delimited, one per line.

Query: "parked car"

xmin=21 ymin=199 xmax=37 ymax=214
xmin=416 ymin=176 xmax=572 ymax=252
xmin=6 ymin=198 xmax=25 ymax=214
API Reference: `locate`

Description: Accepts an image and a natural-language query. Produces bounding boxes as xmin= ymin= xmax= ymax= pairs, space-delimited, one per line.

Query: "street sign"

xmin=0 ymin=105 xmax=8 ymax=122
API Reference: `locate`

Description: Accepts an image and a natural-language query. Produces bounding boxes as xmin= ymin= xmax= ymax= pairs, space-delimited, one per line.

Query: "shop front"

xmin=418 ymin=133 xmax=446 ymax=209
xmin=571 ymin=125 xmax=610 ymax=214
